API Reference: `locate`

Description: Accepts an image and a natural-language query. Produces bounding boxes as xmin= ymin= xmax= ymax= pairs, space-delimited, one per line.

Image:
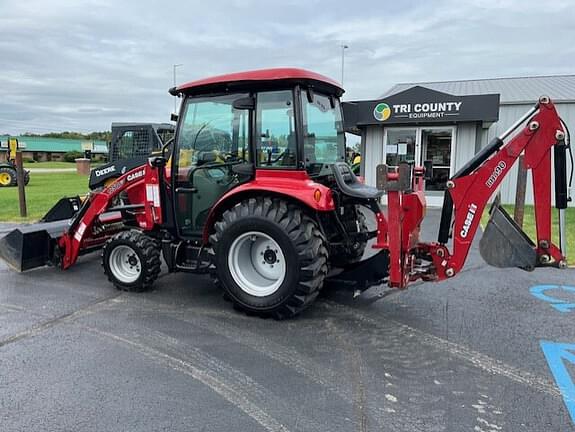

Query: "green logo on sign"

xmin=373 ymin=103 xmax=391 ymax=121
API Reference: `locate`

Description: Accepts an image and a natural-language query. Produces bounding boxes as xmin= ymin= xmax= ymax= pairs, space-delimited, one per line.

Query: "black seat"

xmin=331 ymin=162 xmax=384 ymax=200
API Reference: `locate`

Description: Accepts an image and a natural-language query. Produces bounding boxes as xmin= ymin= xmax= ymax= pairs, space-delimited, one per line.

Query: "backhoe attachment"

xmin=372 ymin=96 xmax=570 ymax=289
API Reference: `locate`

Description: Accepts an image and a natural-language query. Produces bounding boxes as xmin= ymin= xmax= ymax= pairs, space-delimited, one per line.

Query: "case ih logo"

xmin=486 ymin=161 xmax=507 ymax=188
xmin=127 ymin=169 xmax=145 ymax=182
xmin=460 ymin=203 xmax=478 ymax=239
xmin=373 ymin=103 xmax=392 ymax=121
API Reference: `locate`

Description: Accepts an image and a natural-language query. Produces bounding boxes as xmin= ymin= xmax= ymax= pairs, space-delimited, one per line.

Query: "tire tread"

xmin=102 ymin=230 xmax=161 ymax=292
xmin=210 ymin=197 xmax=328 ymax=319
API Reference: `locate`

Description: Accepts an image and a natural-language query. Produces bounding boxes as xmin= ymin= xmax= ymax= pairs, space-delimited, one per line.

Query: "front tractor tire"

xmin=210 ymin=197 xmax=329 ymax=319
xmin=102 ymin=230 xmax=161 ymax=292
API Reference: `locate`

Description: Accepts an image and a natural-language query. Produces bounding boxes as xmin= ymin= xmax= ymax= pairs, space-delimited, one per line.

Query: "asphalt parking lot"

xmin=0 ymin=211 xmax=574 ymax=432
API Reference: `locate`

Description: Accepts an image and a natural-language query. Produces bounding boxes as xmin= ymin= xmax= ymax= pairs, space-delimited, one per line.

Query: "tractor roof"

xmin=171 ymin=68 xmax=343 ymax=97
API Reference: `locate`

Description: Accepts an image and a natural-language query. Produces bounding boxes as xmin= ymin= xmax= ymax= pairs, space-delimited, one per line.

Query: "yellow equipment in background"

xmin=0 ymin=138 xmax=30 ymax=187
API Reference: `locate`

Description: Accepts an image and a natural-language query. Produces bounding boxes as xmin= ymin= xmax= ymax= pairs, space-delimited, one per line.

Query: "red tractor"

xmin=0 ymin=68 xmax=571 ymax=319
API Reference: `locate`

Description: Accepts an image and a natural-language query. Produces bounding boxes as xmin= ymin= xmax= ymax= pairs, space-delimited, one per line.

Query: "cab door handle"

xmin=175 ymin=187 xmax=197 ymax=194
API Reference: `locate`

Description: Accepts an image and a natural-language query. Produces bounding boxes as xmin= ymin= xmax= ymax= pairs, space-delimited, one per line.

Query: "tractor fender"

xmin=202 ymin=169 xmax=335 ymax=243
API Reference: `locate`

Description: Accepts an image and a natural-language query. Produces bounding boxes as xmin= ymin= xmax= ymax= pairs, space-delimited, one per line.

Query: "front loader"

xmin=0 ymin=68 xmax=571 ymax=319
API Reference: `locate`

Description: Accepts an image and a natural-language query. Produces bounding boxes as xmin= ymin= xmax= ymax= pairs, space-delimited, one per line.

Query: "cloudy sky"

xmin=1 ymin=0 xmax=573 ymax=134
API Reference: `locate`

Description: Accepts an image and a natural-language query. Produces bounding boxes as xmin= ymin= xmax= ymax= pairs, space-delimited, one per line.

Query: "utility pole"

xmin=340 ymin=44 xmax=349 ymax=87
xmin=173 ymin=64 xmax=183 ymax=114
xmin=15 ymin=152 xmax=27 ymax=217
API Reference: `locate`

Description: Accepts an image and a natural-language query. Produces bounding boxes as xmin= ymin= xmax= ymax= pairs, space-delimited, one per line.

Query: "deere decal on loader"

xmin=0 ymin=68 xmax=572 ymax=319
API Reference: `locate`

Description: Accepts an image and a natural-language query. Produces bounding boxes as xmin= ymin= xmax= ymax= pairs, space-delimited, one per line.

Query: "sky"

xmin=0 ymin=0 xmax=574 ymax=135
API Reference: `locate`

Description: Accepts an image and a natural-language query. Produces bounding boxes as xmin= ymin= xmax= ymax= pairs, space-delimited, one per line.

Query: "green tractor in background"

xmin=0 ymin=138 xmax=30 ymax=187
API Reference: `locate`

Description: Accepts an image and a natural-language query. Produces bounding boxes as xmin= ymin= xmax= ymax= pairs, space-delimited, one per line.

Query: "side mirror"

xmin=170 ymin=113 xmax=179 ymax=122
xmin=149 ymin=156 xmax=167 ymax=168
xmin=233 ymin=96 xmax=255 ymax=110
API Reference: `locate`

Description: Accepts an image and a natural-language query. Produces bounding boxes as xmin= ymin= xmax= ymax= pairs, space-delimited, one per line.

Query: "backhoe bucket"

xmin=0 ymin=220 xmax=68 ymax=272
xmin=479 ymin=200 xmax=537 ymax=270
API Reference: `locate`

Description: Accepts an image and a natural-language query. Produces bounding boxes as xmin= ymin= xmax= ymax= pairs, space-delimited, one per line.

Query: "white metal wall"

xmin=454 ymin=123 xmax=476 ymax=170
xmin=363 ymin=126 xmax=384 ymax=187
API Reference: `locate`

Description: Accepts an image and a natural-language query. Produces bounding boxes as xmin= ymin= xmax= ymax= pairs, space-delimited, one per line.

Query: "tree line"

xmin=22 ymin=131 xmax=111 ymax=141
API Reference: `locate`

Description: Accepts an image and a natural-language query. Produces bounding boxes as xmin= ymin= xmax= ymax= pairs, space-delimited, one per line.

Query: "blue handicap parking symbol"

xmin=541 ymin=341 xmax=575 ymax=424
xmin=530 ymin=285 xmax=575 ymax=313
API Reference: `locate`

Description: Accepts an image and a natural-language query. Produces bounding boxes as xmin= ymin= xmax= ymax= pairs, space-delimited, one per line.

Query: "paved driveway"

xmin=0 ymin=211 xmax=574 ymax=431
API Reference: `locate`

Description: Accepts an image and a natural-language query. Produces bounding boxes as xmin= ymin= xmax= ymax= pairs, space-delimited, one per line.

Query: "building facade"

xmin=344 ymin=75 xmax=575 ymax=207
xmin=0 ymin=136 xmax=108 ymax=162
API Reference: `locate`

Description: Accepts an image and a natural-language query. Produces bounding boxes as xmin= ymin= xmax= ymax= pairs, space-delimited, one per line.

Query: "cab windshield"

xmin=300 ymin=91 xmax=345 ymax=174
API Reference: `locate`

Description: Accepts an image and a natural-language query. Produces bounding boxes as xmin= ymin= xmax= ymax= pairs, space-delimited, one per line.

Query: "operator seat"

xmin=331 ymin=162 xmax=384 ymax=200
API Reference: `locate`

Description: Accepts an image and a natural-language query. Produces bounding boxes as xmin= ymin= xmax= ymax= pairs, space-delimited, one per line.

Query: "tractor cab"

xmin=168 ymin=68 xmax=379 ymax=238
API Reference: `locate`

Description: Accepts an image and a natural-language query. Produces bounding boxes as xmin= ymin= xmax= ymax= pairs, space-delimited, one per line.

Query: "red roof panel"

xmin=176 ymin=67 xmax=343 ymax=94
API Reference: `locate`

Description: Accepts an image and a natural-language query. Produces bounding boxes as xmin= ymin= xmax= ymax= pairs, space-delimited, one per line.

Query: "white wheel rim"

xmin=228 ymin=231 xmax=286 ymax=297
xmin=109 ymin=245 xmax=141 ymax=284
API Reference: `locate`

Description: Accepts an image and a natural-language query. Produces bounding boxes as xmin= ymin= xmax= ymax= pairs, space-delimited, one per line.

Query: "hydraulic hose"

xmin=560 ymin=119 xmax=573 ymax=203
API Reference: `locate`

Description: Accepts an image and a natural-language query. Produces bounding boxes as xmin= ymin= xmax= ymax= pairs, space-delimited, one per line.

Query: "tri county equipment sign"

xmin=345 ymin=86 xmax=500 ymax=126
xmin=379 ymin=101 xmax=463 ymax=121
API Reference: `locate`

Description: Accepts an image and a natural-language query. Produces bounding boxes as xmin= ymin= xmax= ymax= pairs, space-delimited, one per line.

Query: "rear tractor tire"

xmin=0 ymin=167 xmax=17 ymax=187
xmin=102 ymin=230 xmax=161 ymax=292
xmin=210 ymin=197 xmax=329 ymax=319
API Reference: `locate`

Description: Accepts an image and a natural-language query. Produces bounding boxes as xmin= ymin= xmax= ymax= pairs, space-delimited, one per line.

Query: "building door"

xmin=383 ymin=126 xmax=455 ymax=206
xmin=384 ymin=128 xmax=419 ymax=168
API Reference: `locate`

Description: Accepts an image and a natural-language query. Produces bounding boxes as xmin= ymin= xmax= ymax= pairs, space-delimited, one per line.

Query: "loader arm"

xmin=59 ymin=161 xmax=163 ymax=269
xmin=377 ymin=96 xmax=571 ymax=288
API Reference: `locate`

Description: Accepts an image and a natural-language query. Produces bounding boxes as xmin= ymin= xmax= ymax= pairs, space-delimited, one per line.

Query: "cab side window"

xmin=177 ymin=94 xmax=249 ymax=181
xmin=256 ymin=90 xmax=297 ymax=168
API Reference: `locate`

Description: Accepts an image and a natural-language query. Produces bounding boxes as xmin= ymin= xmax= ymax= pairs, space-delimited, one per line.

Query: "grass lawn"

xmin=481 ymin=204 xmax=575 ymax=266
xmin=23 ymin=161 xmax=103 ymax=169
xmin=0 ymin=172 xmax=90 ymax=222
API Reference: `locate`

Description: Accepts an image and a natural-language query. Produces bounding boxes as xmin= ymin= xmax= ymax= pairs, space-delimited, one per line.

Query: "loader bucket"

xmin=479 ymin=200 xmax=537 ymax=271
xmin=0 ymin=220 xmax=69 ymax=272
